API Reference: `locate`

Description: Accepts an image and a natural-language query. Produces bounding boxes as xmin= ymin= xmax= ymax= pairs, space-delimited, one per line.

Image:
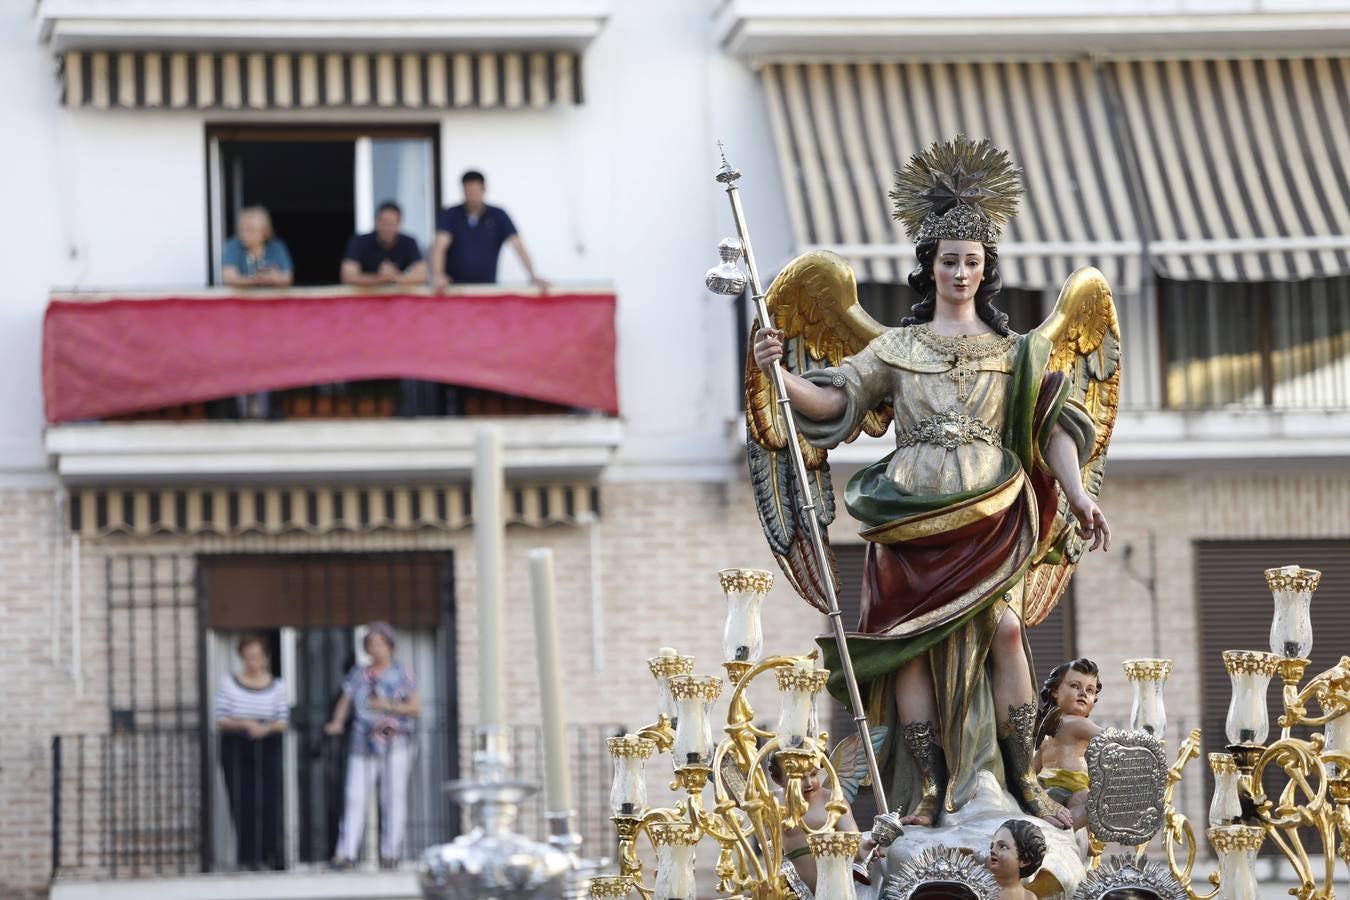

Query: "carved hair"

xmin=902 ymin=239 xmax=1010 ymax=335
xmin=999 ymin=818 xmax=1047 ymax=879
xmin=1036 ymin=657 xmax=1102 ymax=745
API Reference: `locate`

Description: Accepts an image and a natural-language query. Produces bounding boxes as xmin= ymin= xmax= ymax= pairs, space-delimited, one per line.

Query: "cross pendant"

xmin=949 ymin=355 xmax=977 ymax=401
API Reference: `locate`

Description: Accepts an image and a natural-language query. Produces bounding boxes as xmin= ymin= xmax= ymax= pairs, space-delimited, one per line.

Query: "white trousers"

xmin=335 ymin=736 xmax=414 ymax=861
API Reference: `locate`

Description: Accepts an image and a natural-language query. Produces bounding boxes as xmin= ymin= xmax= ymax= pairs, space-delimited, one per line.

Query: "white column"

xmin=474 ymin=429 xmax=507 ymax=727
xmin=528 ymin=547 xmax=573 ymax=813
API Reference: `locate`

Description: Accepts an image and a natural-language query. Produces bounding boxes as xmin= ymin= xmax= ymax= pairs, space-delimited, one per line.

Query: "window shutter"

xmin=1196 ymin=540 xmax=1350 ymax=852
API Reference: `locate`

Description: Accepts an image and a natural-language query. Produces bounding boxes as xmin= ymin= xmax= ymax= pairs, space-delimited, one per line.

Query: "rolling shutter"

xmin=1196 ymin=540 xmax=1350 ymax=852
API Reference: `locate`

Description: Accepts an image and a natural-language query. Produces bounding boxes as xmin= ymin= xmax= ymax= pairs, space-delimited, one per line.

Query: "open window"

xmin=208 ymin=125 xmax=440 ymax=286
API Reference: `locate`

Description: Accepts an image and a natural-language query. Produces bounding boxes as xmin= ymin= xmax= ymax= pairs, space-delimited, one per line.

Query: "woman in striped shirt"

xmin=215 ymin=634 xmax=289 ymax=870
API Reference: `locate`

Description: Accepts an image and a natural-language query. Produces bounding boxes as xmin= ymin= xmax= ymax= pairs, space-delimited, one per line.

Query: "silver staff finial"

xmin=715 ymin=140 xmax=741 ymax=185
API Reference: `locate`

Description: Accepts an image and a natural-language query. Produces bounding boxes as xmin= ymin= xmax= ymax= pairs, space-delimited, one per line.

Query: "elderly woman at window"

xmin=222 ymin=206 xmax=294 ymax=287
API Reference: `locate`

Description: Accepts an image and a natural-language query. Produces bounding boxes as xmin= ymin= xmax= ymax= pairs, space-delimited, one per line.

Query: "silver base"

xmin=417 ymin=727 xmax=575 ymax=900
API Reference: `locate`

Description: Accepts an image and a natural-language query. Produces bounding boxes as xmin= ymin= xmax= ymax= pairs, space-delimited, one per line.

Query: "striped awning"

xmin=61 ymin=49 xmax=582 ymax=111
xmin=68 ymin=483 xmax=601 ymax=539
xmin=1107 ymin=57 xmax=1350 ymax=282
xmin=761 ymin=61 xmax=1143 ymax=291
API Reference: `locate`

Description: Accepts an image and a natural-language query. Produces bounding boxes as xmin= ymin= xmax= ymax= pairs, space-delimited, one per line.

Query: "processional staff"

xmin=706 ymin=143 xmax=889 ymax=816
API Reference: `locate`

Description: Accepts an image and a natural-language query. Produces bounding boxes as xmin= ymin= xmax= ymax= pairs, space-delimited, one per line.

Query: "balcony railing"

xmin=51 ymin=721 xmax=622 ymax=880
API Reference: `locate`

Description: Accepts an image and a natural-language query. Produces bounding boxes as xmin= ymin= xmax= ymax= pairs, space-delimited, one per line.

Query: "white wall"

xmin=0 ymin=6 xmax=71 ymax=475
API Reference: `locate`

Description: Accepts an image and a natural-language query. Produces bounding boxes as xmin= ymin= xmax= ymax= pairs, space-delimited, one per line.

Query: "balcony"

xmin=43 ymin=285 xmax=623 ymax=483
xmin=715 ymin=0 xmax=1350 ymax=57
xmin=36 ymin=0 xmax=612 ymax=52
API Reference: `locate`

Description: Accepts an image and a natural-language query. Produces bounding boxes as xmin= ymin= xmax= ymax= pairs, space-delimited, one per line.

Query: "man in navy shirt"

xmin=340 ymin=202 xmax=428 ymax=286
xmin=431 ymin=171 xmax=549 ymax=291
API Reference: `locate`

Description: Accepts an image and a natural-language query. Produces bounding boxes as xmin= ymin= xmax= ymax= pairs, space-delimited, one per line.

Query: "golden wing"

xmin=1023 ymin=267 xmax=1121 ymax=627
xmin=745 ymin=250 xmax=891 ymax=613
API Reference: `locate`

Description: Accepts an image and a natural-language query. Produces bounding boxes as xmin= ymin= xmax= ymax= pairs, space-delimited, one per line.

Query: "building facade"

xmin=2 ymin=1 xmax=1349 ymax=896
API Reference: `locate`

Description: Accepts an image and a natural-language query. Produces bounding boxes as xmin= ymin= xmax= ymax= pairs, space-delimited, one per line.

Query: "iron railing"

xmin=107 ymin=381 xmax=574 ymax=423
xmin=52 ymin=721 xmax=623 ymax=879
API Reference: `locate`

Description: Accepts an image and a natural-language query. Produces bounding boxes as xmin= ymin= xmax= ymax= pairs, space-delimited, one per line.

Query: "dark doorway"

xmin=219 ymin=140 xmax=355 ymax=286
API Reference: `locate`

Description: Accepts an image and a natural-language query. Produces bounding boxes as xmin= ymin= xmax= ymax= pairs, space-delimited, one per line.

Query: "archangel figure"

xmin=746 ymin=135 xmax=1121 ymax=888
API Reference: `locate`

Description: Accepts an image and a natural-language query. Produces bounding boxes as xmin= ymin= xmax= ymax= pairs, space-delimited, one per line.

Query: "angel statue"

xmin=746 ymin=135 xmax=1119 ymax=888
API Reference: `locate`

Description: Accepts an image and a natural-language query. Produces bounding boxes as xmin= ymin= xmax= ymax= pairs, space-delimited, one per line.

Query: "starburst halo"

xmin=890 ymin=135 xmax=1023 ymax=244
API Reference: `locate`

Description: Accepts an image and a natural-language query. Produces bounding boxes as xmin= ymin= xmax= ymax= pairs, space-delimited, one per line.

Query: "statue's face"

xmin=933 ymin=239 xmax=985 ymax=306
xmin=986 ymin=827 xmax=1021 ymax=882
xmin=1054 ymin=668 xmax=1101 ymax=718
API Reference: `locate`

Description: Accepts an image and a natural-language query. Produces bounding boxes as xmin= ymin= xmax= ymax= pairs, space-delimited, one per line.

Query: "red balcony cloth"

xmin=43 ymin=291 xmax=618 ymax=422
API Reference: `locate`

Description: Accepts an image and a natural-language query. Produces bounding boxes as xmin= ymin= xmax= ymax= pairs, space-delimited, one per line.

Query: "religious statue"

xmin=743 ymin=135 xmax=1121 ymax=891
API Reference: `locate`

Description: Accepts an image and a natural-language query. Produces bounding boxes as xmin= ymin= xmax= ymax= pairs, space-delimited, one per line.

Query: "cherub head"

xmin=987 ymin=819 xmax=1046 ymax=883
xmin=1037 ymin=657 xmax=1102 ymax=742
xmin=765 ymin=751 xmax=822 ymax=796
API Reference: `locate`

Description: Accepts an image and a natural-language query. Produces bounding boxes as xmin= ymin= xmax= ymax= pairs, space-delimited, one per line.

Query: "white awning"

xmin=1107 ymin=57 xmax=1350 ymax=282
xmin=760 ymin=60 xmax=1144 ymax=291
xmin=61 ymin=49 xmax=582 ymax=111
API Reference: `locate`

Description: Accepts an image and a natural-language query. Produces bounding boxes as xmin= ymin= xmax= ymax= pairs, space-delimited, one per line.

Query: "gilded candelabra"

xmin=1159 ymin=565 xmax=1350 ymax=900
xmin=589 ymin=569 xmax=899 ymax=900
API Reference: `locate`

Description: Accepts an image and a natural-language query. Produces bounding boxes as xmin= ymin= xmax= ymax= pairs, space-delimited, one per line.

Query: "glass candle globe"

xmin=1208 ymin=826 xmax=1263 ymax=900
xmin=669 ymin=675 xmax=721 ymax=768
xmin=1223 ymin=651 xmax=1279 ymax=746
xmin=1265 ymin=565 xmax=1320 ymax=660
xmin=650 ymin=823 xmax=699 ymax=900
xmin=718 ymin=568 xmax=772 ymax=664
xmin=775 ymin=659 xmax=829 ymax=750
xmin=1325 ymin=711 xmax=1350 ymax=776
xmin=607 ymin=734 xmax=655 ymax=816
xmin=1208 ymin=753 xmax=1242 ymax=826
xmin=648 ymin=648 xmax=694 ymax=726
xmin=808 ymin=833 xmax=861 ymax=900
xmin=1123 ymin=658 xmax=1171 ymax=740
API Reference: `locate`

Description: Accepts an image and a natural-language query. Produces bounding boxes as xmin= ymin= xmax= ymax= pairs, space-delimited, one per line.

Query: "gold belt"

xmin=895 ymin=411 xmax=1001 ymax=450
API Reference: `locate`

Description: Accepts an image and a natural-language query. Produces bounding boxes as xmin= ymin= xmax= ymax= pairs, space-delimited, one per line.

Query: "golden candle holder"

xmin=1157 ymin=565 xmax=1350 ymax=900
xmin=599 ymin=642 xmax=869 ymax=900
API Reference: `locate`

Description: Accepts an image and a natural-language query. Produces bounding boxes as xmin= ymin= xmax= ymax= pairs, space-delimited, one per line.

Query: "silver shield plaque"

xmin=1085 ymin=727 xmax=1167 ymax=847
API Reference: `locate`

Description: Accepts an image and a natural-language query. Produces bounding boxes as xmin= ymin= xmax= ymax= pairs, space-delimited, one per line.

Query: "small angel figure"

xmin=987 ymin=819 xmax=1047 ymax=899
xmin=767 ymin=730 xmax=896 ymax=892
xmin=746 ymin=135 xmax=1120 ymax=850
xmin=1034 ymin=658 xmax=1104 ymax=830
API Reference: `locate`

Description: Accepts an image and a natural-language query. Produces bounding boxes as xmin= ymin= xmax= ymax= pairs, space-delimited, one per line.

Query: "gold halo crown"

xmin=890 ymin=135 xmax=1022 ymax=244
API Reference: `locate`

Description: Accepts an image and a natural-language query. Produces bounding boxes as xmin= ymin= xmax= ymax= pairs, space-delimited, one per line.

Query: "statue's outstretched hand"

xmin=1069 ymin=493 xmax=1111 ymax=552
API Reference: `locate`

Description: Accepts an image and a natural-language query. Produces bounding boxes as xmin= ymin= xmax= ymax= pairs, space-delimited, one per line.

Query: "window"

xmin=1158 ymin=276 xmax=1350 ymax=409
xmin=208 ymin=125 xmax=440 ymax=286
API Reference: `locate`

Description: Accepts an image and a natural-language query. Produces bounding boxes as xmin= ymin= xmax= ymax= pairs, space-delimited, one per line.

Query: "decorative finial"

xmin=715 ymin=140 xmax=741 ymax=185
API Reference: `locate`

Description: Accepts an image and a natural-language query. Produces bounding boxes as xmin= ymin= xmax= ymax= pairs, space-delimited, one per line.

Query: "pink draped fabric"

xmin=43 ymin=291 xmax=618 ymax=422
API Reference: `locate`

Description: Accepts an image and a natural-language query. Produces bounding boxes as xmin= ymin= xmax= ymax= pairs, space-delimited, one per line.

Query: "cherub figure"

xmin=1034 ymin=658 xmax=1103 ymax=830
xmin=766 ymin=731 xmax=893 ymax=893
xmin=987 ymin=818 xmax=1047 ymax=899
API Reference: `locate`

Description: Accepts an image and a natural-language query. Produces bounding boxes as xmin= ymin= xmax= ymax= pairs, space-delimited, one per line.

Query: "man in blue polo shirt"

xmin=431 ymin=171 xmax=549 ymax=291
xmin=340 ymin=202 xmax=428 ymax=287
